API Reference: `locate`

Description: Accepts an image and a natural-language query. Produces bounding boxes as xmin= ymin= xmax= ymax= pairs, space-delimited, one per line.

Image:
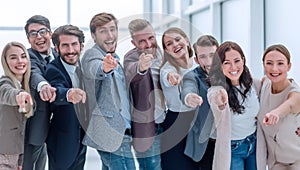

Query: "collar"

xmin=60 ymin=58 xmax=77 ymax=74
xmin=97 ymin=45 xmax=120 ymax=61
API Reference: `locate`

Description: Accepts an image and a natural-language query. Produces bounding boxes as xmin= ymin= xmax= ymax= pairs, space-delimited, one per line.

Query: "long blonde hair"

xmin=1 ymin=41 xmax=33 ymax=117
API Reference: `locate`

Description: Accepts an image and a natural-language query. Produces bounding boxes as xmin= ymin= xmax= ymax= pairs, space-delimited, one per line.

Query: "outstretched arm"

xmin=263 ymin=91 xmax=300 ymax=126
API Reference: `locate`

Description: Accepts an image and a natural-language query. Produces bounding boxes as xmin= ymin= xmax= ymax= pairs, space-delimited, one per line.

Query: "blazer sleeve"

xmin=181 ymin=71 xmax=199 ymax=105
xmin=28 ymin=50 xmax=48 ymax=91
xmin=81 ymin=48 xmax=110 ymax=81
xmin=44 ymin=65 xmax=71 ymax=106
xmin=0 ymin=77 xmax=20 ymax=106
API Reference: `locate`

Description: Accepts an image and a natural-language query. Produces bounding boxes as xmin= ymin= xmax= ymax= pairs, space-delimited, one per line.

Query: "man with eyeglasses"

xmin=23 ymin=15 xmax=58 ymax=170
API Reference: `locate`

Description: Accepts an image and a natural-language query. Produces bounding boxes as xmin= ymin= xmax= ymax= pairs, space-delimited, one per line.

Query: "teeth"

xmin=174 ymin=47 xmax=181 ymax=53
xmin=16 ymin=66 xmax=25 ymax=69
xmin=230 ymin=71 xmax=238 ymax=75
xmin=271 ymin=73 xmax=280 ymax=77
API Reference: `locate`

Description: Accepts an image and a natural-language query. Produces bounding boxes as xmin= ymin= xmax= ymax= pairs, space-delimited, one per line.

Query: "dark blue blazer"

xmin=26 ymin=48 xmax=58 ymax=145
xmin=44 ymin=57 xmax=85 ymax=169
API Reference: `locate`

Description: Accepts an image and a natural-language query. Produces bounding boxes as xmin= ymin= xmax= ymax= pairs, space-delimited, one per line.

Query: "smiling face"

xmin=131 ymin=25 xmax=158 ymax=55
xmin=92 ymin=20 xmax=118 ymax=53
xmin=27 ymin=23 xmax=52 ymax=55
xmin=6 ymin=46 xmax=29 ymax=81
xmin=221 ymin=49 xmax=244 ymax=86
xmin=263 ymin=50 xmax=291 ymax=84
xmin=163 ymin=32 xmax=190 ymax=60
xmin=194 ymin=45 xmax=217 ymax=74
xmin=56 ymin=35 xmax=81 ymax=65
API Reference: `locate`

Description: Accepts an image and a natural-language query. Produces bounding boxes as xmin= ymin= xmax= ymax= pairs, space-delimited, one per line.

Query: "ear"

xmin=288 ymin=62 xmax=292 ymax=71
xmin=131 ymin=39 xmax=137 ymax=47
xmin=194 ymin=56 xmax=199 ymax=64
xmin=91 ymin=33 xmax=96 ymax=41
xmin=54 ymin=45 xmax=59 ymax=53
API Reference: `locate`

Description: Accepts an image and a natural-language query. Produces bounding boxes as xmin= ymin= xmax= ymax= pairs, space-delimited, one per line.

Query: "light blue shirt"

xmin=98 ymin=48 xmax=131 ymax=129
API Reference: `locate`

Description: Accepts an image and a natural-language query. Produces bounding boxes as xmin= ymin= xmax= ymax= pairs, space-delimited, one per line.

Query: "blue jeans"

xmin=230 ymin=132 xmax=257 ymax=170
xmin=97 ymin=135 xmax=136 ymax=170
xmin=135 ymin=124 xmax=162 ymax=170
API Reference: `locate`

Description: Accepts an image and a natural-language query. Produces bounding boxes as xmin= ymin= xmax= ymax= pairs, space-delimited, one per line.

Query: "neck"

xmin=176 ymin=55 xmax=192 ymax=69
xmin=271 ymin=78 xmax=291 ymax=94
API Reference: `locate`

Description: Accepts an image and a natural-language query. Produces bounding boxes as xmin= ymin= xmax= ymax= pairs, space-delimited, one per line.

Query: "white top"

xmin=231 ymin=85 xmax=259 ymax=140
xmin=160 ymin=60 xmax=198 ymax=112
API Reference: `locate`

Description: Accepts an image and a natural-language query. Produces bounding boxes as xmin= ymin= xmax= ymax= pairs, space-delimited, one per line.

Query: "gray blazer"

xmin=0 ymin=76 xmax=26 ymax=155
xmin=26 ymin=48 xmax=58 ymax=145
xmin=81 ymin=44 xmax=128 ymax=152
xmin=181 ymin=67 xmax=214 ymax=162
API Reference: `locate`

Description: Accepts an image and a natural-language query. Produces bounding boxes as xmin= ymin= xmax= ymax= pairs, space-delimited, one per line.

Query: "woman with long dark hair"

xmin=207 ymin=41 xmax=260 ymax=170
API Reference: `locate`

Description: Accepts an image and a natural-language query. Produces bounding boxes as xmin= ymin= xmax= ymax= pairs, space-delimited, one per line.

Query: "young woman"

xmin=159 ymin=27 xmax=198 ymax=170
xmin=0 ymin=42 xmax=33 ymax=170
xmin=257 ymin=44 xmax=300 ymax=170
xmin=207 ymin=41 xmax=260 ymax=170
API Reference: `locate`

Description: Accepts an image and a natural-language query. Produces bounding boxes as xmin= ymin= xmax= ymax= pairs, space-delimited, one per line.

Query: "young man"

xmin=44 ymin=24 xmax=87 ymax=169
xmin=123 ymin=18 xmax=166 ymax=170
xmin=181 ymin=35 xmax=219 ymax=170
xmin=23 ymin=15 xmax=58 ymax=170
xmin=81 ymin=12 xmax=136 ymax=170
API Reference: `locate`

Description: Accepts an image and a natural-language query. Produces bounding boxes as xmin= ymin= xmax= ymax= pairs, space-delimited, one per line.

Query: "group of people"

xmin=0 ymin=11 xmax=299 ymax=170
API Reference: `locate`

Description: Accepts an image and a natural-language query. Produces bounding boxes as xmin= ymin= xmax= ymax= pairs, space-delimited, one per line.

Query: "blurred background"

xmin=1 ymin=0 xmax=299 ymax=83
xmin=1 ymin=0 xmax=299 ymax=169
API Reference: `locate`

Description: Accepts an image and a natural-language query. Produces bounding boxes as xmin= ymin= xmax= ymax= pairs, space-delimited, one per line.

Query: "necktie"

xmin=45 ymin=55 xmax=51 ymax=64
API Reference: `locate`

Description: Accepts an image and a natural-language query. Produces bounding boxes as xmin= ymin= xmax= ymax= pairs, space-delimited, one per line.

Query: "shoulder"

xmin=124 ymin=48 xmax=138 ymax=59
xmin=27 ymin=48 xmax=40 ymax=58
xmin=0 ymin=76 xmax=13 ymax=86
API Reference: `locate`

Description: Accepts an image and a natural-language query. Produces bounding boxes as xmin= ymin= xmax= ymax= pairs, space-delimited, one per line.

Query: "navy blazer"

xmin=26 ymin=48 xmax=58 ymax=145
xmin=45 ymin=57 xmax=85 ymax=169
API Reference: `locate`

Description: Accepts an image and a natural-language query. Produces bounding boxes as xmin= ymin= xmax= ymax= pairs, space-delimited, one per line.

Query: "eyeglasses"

xmin=27 ymin=28 xmax=50 ymax=38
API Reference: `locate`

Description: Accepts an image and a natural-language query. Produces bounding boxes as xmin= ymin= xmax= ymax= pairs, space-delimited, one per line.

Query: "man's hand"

xmin=186 ymin=93 xmax=203 ymax=108
xmin=67 ymin=88 xmax=86 ymax=104
xmin=167 ymin=72 xmax=181 ymax=86
xmin=39 ymin=84 xmax=56 ymax=103
xmin=138 ymin=53 xmax=154 ymax=72
xmin=103 ymin=53 xmax=118 ymax=73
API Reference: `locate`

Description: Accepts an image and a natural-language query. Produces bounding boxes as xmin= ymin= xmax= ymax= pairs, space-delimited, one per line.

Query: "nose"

xmin=36 ymin=32 xmax=43 ymax=38
xmin=271 ymin=64 xmax=279 ymax=71
xmin=145 ymin=40 xmax=151 ymax=48
xmin=66 ymin=46 xmax=75 ymax=53
xmin=107 ymin=30 xmax=114 ymax=38
xmin=230 ymin=63 xmax=237 ymax=70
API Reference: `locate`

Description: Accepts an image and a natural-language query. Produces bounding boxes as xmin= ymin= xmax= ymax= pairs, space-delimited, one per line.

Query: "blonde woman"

xmin=0 ymin=41 xmax=33 ymax=170
xmin=160 ymin=27 xmax=198 ymax=170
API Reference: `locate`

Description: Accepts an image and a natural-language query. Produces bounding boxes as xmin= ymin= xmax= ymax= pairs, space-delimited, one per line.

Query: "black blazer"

xmin=44 ymin=57 xmax=85 ymax=169
xmin=25 ymin=48 xmax=58 ymax=145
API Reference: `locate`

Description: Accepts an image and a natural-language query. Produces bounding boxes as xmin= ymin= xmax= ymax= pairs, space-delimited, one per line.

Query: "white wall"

xmin=265 ymin=0 xmax=300 ymax=83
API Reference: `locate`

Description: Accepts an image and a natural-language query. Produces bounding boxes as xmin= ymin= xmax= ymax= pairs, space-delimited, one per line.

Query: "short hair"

xmin=89 ymin=12 xmax=118 ymax=34
xmin=262 ymin=44 xmax=291 ymax=64
xmin=52 ymin=25 xmax=85 ymax=47
xmin=128 ymin=19 xmax=153 ymax=38
xmin=24 ymin=15 xmax=51 ymax=34
xmin=193 ymin=35 xmax=219 ymax=56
